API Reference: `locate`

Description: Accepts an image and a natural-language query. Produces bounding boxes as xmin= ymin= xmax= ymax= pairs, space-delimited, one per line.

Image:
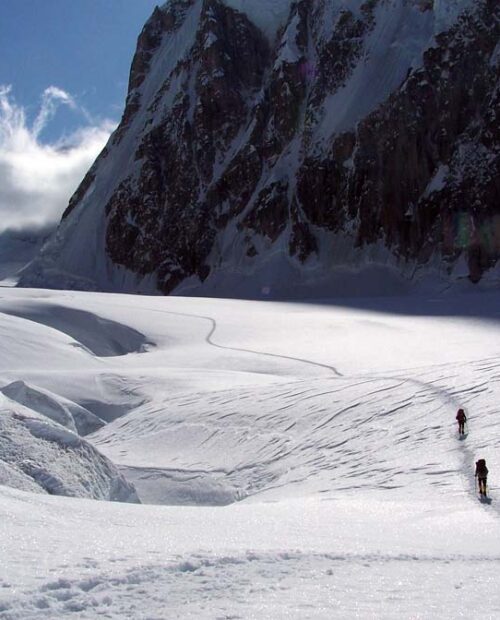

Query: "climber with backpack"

xmin=475 ymin=459 xmax=488 ymax=497
xmin=456 ymin=408 xmax=467 ymax=436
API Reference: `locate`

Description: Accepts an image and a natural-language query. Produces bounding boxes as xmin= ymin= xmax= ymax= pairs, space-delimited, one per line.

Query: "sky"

xmin=0 ymin=1 xmax=160 ymax=233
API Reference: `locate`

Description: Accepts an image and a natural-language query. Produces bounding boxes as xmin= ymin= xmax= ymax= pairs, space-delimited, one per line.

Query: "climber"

xmin=456 ymin=408 xmax=467 ymax=436
xmin=475 ymin=459 xmax=488 ymax=497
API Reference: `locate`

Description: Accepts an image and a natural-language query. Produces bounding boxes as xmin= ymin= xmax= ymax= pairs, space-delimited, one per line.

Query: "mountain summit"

xmin=21 ymin=0 xmax=499 ymax=297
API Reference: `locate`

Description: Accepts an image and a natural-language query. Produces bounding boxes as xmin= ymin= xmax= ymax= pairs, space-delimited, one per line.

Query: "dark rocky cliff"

xmin=22 ymin=0 xmax=500 ymax=296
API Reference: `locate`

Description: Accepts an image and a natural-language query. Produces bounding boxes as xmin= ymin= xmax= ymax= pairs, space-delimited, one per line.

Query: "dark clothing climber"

xmin=475 ymin=459 xmax=488 ymax=496
xmin=456 ymin=409 xmax=467 ymax=435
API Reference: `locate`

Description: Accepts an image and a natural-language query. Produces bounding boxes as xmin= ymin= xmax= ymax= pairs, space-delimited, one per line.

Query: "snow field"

xmin=1 ymin=287 xmax=500 ymax=617
xmin=1 ymin=487 xmax=499 ymax=619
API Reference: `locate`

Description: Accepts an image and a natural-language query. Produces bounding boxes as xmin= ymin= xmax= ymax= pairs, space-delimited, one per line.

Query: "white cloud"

xmin=32 ymin=86 xmax=78 ymax=139
xmin=0 ymin=85 xmax=116 ymax=233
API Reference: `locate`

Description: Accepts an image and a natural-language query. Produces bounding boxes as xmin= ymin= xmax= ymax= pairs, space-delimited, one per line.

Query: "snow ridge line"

xmin=202 ymin=313 xmax=344 ymax=377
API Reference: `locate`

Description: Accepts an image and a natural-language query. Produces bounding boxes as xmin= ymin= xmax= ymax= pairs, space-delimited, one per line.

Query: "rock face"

xmin=22 ymin=0 xmax=500 ymax=297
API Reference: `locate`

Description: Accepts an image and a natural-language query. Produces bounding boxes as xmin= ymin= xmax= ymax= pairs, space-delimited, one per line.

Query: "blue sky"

xmin=0 ymin=0 xmax=160 ymax=141
xmin=0 ymin=1 xmax=161 ymax=232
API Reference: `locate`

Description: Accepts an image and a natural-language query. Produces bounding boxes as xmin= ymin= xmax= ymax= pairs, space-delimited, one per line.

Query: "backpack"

xmin=476 ymin=459 xmax=488 ymax=476
xmin=456 ymin=409 xmax=466 ymax=422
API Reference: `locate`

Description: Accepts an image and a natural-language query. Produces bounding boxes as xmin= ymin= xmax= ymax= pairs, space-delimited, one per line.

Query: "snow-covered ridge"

xmin=1 ymin=381 xmax=103 ymax=435
xmin=160 ymin=0 xmax=477 ymax=41
xmin=223 ymin=0 xmax=294 ymax=39
xmin=159 ymin=0 xmax=294 ymax=40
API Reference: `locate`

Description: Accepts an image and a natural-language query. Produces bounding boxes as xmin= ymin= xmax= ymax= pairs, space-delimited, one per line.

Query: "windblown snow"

xmin=1 ymin=286 xmax=500 ymax=618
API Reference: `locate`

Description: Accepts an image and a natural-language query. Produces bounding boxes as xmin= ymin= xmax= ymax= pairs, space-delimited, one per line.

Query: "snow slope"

xmin=1 ymin=287 xmax=500 ymax=617
xmin=0 ymin=227 xmax=52 ymax=286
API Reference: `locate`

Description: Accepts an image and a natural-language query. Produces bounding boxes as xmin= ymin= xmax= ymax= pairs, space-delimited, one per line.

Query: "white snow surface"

xmin=1 ymin=286 xmax=500 ymax=618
